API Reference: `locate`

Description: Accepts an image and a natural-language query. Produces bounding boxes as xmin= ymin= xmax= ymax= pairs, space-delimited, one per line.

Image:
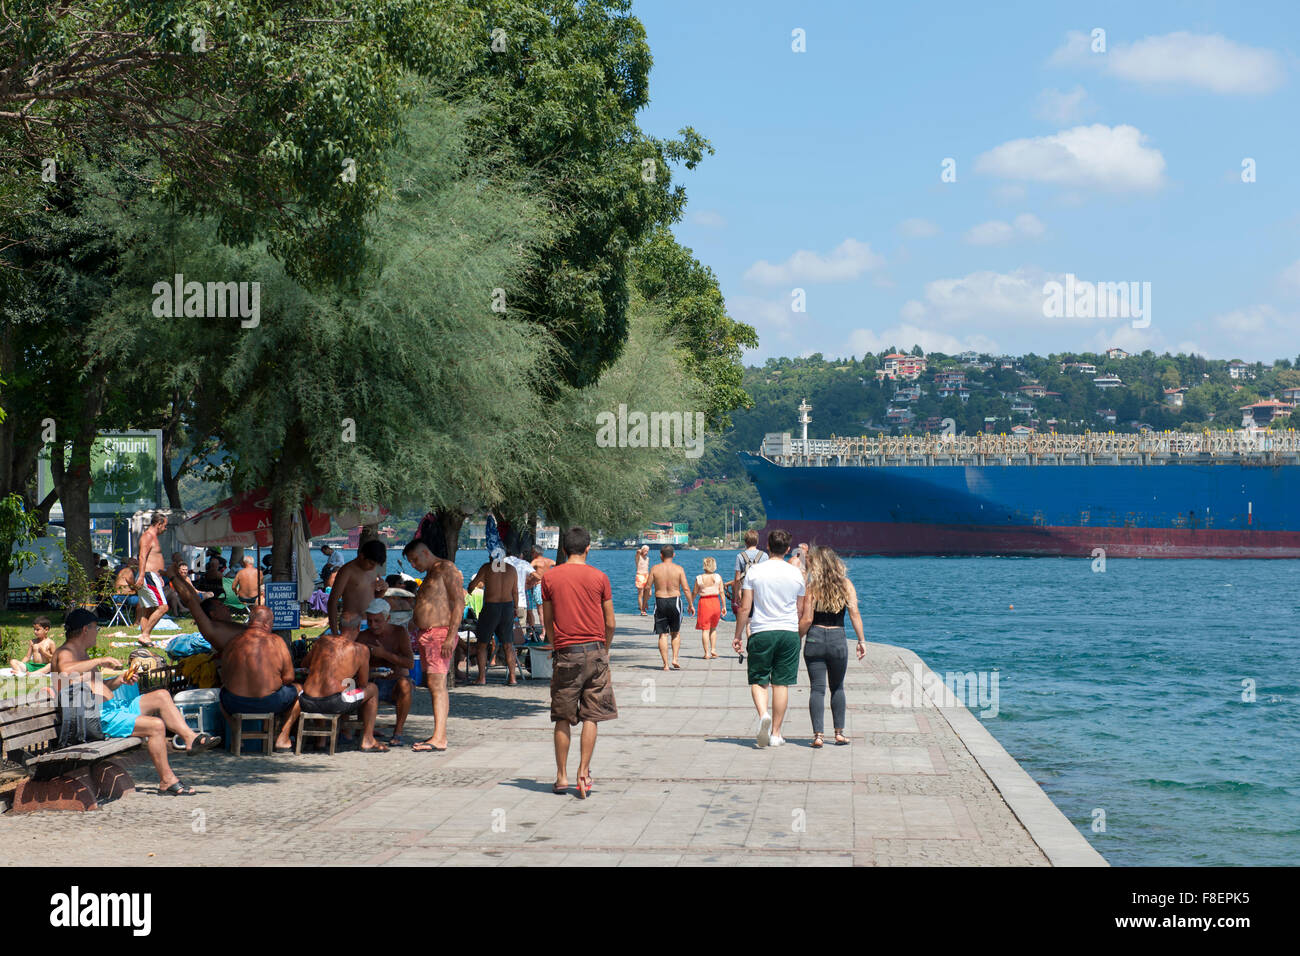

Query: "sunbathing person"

xmin=218 ymin=616 xmax=301 ymax=752
xmin=299 ymin=617 xmax=388 ymax=752
xmin=358 ymin=599 xmax=414 ymax=746
xmin=8 ymin=615 xmax=55 ymax=676
xmin=53 ymin=608 xmax=218 ymax=795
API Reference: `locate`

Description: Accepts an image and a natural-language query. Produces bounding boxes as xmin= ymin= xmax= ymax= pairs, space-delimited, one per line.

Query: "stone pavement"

xmin=0 ymin=613 xmax=1104 ymax=866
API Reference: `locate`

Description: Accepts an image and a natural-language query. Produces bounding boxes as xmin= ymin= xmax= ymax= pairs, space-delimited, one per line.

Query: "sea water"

xmin=314 ymin=546 xmax=1300 ymax=866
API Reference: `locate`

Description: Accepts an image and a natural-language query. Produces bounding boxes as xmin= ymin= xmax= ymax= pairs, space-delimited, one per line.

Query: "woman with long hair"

xmin=692 ymin=556 xmax=727 ymax=659
xmin=798 ymin=547 xmax=865 ymax=747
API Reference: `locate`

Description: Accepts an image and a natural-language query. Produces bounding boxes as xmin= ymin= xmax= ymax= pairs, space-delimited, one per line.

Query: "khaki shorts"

xmin=549 ymin=641 xmax=618 ymax=726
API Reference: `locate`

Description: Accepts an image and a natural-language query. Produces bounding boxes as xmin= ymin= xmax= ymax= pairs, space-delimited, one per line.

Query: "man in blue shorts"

xmin=53 ymin=609 xmax=220 ymax=795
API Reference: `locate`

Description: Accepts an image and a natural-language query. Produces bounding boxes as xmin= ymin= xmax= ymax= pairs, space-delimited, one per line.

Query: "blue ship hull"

xmin=740 ymin=453 xmax=1300 ymax=557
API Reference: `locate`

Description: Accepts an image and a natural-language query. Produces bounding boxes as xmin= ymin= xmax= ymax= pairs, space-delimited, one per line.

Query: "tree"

xmin=630 ymin=227 xmax=757 ymax=429
xmin=452 ymin=0 xmax=712 ymax=387
xmin=2 ymin=0 xmax=483 ymax=283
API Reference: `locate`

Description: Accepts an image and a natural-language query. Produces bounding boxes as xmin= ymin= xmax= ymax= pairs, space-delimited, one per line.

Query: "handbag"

xmin=55 ymin=678 xmax=105 ymax=747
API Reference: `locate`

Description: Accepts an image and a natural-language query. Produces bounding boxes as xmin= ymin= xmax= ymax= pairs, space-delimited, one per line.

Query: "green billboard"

xmin=37 ymin=430 xmax=163 ymax=518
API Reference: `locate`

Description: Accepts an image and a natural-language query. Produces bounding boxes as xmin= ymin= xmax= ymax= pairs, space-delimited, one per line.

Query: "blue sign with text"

xmin=266 ymin=581 xmax=300 ymax=631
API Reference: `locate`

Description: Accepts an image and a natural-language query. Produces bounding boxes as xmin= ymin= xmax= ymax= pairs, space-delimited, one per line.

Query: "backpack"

xmin=56 ymin=679 xmax=104 ymax=747
xmin=732 ymin=549 xmax=765 ymax=599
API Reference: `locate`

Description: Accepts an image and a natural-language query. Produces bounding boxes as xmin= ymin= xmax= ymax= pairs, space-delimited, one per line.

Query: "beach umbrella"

xmin=175 ymin=488 xmax=332 ymax=548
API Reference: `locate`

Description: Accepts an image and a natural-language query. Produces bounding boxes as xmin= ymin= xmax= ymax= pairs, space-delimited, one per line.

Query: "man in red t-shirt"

xmin=541 ymin=526 xmax=617 ymax=799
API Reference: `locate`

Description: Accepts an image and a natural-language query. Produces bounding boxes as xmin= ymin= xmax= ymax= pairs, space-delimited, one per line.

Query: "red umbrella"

xmin=176 ymin=487 xmax=332 ymax=548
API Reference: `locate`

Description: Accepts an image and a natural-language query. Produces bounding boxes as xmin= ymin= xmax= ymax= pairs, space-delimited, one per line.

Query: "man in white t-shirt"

xmin=732 ymin=528 xmax=806 ymax=748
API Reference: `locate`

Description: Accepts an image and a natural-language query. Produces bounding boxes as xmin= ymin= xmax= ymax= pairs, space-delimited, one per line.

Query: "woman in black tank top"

xmin=797 ymin=547 xmax=866 ymax=747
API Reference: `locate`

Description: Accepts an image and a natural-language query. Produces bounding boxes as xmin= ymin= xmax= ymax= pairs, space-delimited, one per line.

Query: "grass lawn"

xmin=0 ymin=606 xmax=329 ymax=698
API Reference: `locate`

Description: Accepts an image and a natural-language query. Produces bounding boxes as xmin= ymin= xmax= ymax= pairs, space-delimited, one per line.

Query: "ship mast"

xmin=798 ymin=398 xmax=812 ymax=449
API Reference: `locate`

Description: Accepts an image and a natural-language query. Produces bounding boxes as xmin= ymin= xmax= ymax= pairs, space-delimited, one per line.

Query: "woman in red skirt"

xmin=692 ymin=557 xmax=728 ymax=659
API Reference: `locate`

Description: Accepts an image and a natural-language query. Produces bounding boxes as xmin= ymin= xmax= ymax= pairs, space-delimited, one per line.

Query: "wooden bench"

xmin=0 ymin=691 xmax=142 ymax=812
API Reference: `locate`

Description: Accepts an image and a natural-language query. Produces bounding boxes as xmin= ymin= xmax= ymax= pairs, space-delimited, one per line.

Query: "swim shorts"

xmin=527 ymin=584 xmax=543 ymax=611
xmin=100 ymin=682 xmax=142 ymax=738
xmin=476 ymin=601 xmax=516 ymax=646
xmin=745 ymin=629 xmax=801 ymax=687
xmin=137 ymin=571 xmax=166 ymax=609
xmin=412 ymin=625 xmax=454 ymax=677
xmin=219 ymin=684 xmax=298 ymax=715
xmin=299 ymin=691 xmax=364 ymax=715
xmin=653 ymin=596 xmax=681 ymax=634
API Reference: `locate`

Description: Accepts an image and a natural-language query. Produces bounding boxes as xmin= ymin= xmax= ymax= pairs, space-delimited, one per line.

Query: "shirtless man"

xmin=526 ymin=545 xmax=554 ymax=630
xmin=54 ymin=608 xmax=218 ymax=795
xmin=8 ymin=615 xmax=55 ymax=676
xmin=327 ymin=540 xmax=386 ymax=636
xmin=218 ymin=611 xmax=300 ymax=751
xmin=135 ymin=513 xmax=170 ymax=645
xmin=634 ymin=545 xmax=650 ymax=615
xmin=169 ymin=560 xmax=246 ymax=652
xmin=299 ymin=616 xmax=387 ymax=753
xmin=402 ymin=540 xmax=464 ymax=752
xmin=646 ymin=545 xmax=693 ymax=671
xmin=233 ymin=556 xmax=263 ymax=603
xmin=466 ymin=551 xmax=519 ymax=685
xmin=359 ymin=598 xmax=414 ymax=745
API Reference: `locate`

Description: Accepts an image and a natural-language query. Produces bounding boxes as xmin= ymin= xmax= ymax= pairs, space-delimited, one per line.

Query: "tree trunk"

xmin=160 ymin=388 xmax=184 ymax=509
xmin=49 ymin=377 xmax=105 ymax=599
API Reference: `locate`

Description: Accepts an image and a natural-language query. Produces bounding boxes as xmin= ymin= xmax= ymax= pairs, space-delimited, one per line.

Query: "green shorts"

xmin=746 ymin=629 xmax=800 ymax=687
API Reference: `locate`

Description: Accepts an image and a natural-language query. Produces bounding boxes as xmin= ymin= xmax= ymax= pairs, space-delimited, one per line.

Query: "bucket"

xmin=526 ymin=644 xmax=553 ymax=680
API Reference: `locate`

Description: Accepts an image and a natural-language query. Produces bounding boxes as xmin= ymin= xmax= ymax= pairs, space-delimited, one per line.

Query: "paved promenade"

xmin=0 ymin=614 xmax=1104 ymax=866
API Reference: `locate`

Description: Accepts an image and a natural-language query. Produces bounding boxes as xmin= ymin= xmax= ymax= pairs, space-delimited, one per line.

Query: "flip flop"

xmin=160 ymin=780 xmax=196 ymax=796
xmin=412 ymin=742 xmax=446 ymax=753
xmin=552 ymin=784 xmax=567 ymax=795
xmin=186 ymin=733 xmax=222 ymax=753
xmin=274 ymin=743 xmax=295 ymax=753
xmin=670 ymin=663 xmax=681 ymax=670
xmin=386 ymin=734 xmax=408 ymax=747
xmin=359 ymin=743 xmax=390 ymax=754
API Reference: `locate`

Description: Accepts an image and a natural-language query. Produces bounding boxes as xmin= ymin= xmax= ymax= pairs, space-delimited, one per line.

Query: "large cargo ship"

xmin=741 ymin=404 xmax=1300 ymax=558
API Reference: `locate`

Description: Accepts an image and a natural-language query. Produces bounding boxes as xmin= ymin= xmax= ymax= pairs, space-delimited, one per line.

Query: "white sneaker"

xmin=756 ymin=712 xmax=772 ymax=748
xmin=769 ymin=733 xmax=785 ymax=748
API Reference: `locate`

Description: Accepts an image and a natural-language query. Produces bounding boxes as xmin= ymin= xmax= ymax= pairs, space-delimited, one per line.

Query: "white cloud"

xmin=965 ymin=221 xmax=1015 ymax=245
xmin=728 ymin=294 xmax=807 ymax=356
xmin=898 ymin=218 xmax=940 ymax=239
xmin=991 ymin=184 xmax=1027 ymax=203
xmin=689 ymin=209 xmax=726 ymax=228
xmin=1279 ymin=260 xmax=1300 ymax=295
xmin=975 ymin=124 xmax=1166 ymax=191
xmin=844 ymin=325 xmax=1000 ymax=358
xmin=964 ymin=213 xmax=1045 ymax=245
xmin=743 ymin=238 xmax=884 ymax=285
xmin=1034 ymin=86 xmax=1091 ymax=124
xmin=1213 ymin=304 xmax=1280 ymax=335
xmin=1051 ymin=30 xmax=1285 ymax=95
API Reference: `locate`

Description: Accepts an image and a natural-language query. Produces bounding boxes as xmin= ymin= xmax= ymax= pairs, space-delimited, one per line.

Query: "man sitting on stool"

xmin=358 ymin=599 xmax=413 ymax=747
xmin=299 ymin=616 xmax=388 ymax=753
xmin=217 ymin=609 xmax=301 ymax=753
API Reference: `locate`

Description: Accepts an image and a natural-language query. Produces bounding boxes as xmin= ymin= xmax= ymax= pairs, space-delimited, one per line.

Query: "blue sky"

xmin=634 ymin=0 xmax=1300 ymax=363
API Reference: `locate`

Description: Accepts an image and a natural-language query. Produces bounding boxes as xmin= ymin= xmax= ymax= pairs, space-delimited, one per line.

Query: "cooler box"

xmin=173 ymin=688 xmax=227 ymax=738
